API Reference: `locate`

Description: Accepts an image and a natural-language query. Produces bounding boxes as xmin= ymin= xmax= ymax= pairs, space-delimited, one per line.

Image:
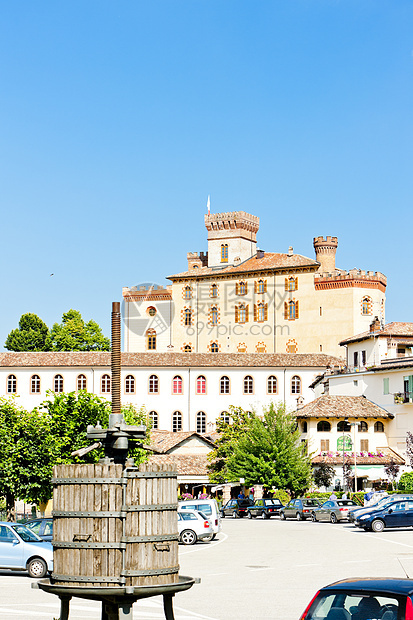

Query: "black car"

xmin=280 ymin=498 xmax=321 ymax=521
xmin=24 ymin=518 xmax=53 ymax=541
xmin=247 ymin=498 xmax=284 ymax=519
xmin=300 ymin=577 xmax=413 ymax=620
xmin=355 ymin=499 xmax=413 ymax=532
xmin=220 ymin=498 xmax=253 ymax=518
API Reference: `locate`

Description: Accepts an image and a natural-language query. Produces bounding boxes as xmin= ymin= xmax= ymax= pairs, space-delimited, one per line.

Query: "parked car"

xmin=355 ymin=499 xmax=413 ymax=532
xmin=299 ymin=577 xmax=413 ymax=620
xmin=220 ymin=498 xmax=253 ymax=518
xmin=178 ymin=499 xmax=221 ymax=539
xmin=177 ymin=509 xmax=213 ymax=545
xmin=24 ymin=518 xmax=53 ymax=542
xmin=247 ymin=498 xmax=284 ymax=519
xmin=280 ymin=498 xmax=321 ymax=521
xmin=311 ymin=499 xmax=358 ymax=523
xmin=349 ymin=494 xmax=413 ymax=522
xmin=0 ymin=521 xmax=53 ymax=578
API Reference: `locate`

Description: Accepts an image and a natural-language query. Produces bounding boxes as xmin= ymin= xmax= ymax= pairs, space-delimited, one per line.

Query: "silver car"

xmin=0 ymin=522 xmax=53 ymax=578
xmin=312 ymin=499 xmax=358 ymax=523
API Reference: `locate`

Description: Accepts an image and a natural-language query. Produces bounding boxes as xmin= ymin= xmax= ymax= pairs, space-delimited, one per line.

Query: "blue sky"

xmin=1 ymin=1 xmax=412 ymax=348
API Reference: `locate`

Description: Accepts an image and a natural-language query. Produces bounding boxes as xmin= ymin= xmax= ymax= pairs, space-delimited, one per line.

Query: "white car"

xmin=178 ymin=509 xmax=213 ymax=545
xmin=178 ymin=499 xmax=222 ymax=539
xmin=0 ymin=522 xmax=53 ymax=578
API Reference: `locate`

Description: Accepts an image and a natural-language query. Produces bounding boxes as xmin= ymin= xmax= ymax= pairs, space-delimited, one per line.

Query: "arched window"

xmin=210 ymin=342 xmax=219 ymax=353
xmin=302 ymin=421 xmax=308 ymax=433
xmin=125 ymin=375 xmax=135 ymax=394
xmin=317 ymin=421 xmax=331 ymax=432
xmin=257 ymin=279 xmax=265 ymax=293
xmin=210 ymin=306 xmax=218 ymax=325
xmin=54 ymin=374 xmax=64 ymax=393
xmin=184 ymin=286 xmax=192 ymax=300
xmin=77 ymin=374 xmax=87 ymax=391
xmin=183 ymin=344 xmax=192 ymax=353
xmin=7 ymin=374 xmax=16 ymax=394
xmin=149 ymin=411 xmax=158 ymax=429
xmin=220 ymin=411 xmax=230 ymax=424
xmin=172 ymin=411 xmax=182 ymax=432
xmin=149 ymin=374 xmax=159 ymax=393
xmin=285 ymin=277 xmax=298 ymax=291
xmin=172 ymin=375 xmax=183 ymax=394
xmin=31 ymin=374 xmax=41 ymax=394
xmin=374 ymin=421 xmax=384 ymax=432
xmin=337 ymin=420 xmax=351 ymax=432
xmin=196 ymin=411 xmax=206 ymax=434
xmin=220 ymin=376 xmax=230 ymax=394
xmin=184 ymin=308 xmax=192 ymax=326
xmin=221 ymin=244 xmax=228 ymax=263
xmin=101 ymin=374 xmax=111 ymax=393
xmin=291 ymin=375 xmax=301 ymax=394
xmin=287 ymin=340 xmax=298 ymax=353
xmin=235 ymin=304 xmax=248 ymax=323
xmin=211 ymin=284 xmax=218 ymax=298
xmin=237 ymin=281 xmax=247 ymax=295
xmin=267 ymin=376 xmax=277 ymax=394
xmin=147 ymin=306 xmax=157 ymax=316
xmin=289 ymin=300 xmax=297 ymax=320
xmin=196 ymin=375 xmax=206 ymax=395
xmin=243 ymin=375 xmax=254 ymax=394
xmin=359 ymin=421 xmax=368 ymax=432
xmin=256 ymin=303 xmax=266 ymax=322
xmin=146 ymin=329 xmax=156 ymax=350
xmin=362 ymin=297 xmax=372 ymax=316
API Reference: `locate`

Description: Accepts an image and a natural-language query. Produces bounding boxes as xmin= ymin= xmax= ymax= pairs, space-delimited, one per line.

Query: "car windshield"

xmin=337 ymin=500 xmax=358 ymax=507
xmin=11 ymin=524 xmax=43 ymax=542
xmin=304 ymin=500 xmax=320 ymax=507
xmin=265 ymin=500 xmax=281 ymax=506
xmin=305 ymin=591 xmax=402 ymax=620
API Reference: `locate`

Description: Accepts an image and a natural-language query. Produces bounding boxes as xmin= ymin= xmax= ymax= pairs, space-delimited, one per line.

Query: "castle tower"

xmin=313 ymin=236 xmax=338 ymax=274
xmin=204 ymin=211 xmax=260 ymax=267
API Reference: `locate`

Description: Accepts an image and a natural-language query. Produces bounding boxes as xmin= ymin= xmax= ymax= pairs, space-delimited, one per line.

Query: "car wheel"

xmin=220 ymin=511 xmax=225 ymax=518
xmin=280 ymin=512 xmax=286 ymax=520
xmin=247 ymin=511 xmax=253 ymax=519
xmin=263 ymin=512 xmax=270 ymax=519
xmin=232 ymin=510 xmax=238 ymax=519
xmin=27 ymin=557 xmax=47 ymax=579
xmin=330 ymin=513 xmax=337 ymax=524
xmin=180 ymin=529 xmax=197 ymax=545
xmin=311 ymin=512 xmax=317 ymax=522
xmin=371 ymin=519 xmax=385 ymax=533
xmin=296 ymin=512 xmax=302 ymax=521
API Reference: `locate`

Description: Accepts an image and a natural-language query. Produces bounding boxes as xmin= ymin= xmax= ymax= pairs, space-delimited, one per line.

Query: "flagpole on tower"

xmin=207 ymin=195 xmax=210 ymax=214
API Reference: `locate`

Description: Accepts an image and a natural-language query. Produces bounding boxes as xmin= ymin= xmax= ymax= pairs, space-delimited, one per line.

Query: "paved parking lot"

xmin=3 ymin=517 xmax=413 ymax=619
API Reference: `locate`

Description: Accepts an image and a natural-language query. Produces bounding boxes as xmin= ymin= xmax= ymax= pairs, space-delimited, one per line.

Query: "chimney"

xmin=313 ymin=236 xmax=338 ymax=273
xmin=370 ymin=316 xmax=382 ymax=333
xmin=288 ymin=246 xmax=293 ymax=256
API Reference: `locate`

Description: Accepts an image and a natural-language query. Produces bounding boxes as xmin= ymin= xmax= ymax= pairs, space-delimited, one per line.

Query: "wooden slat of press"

xmin=93 ymin=463 xmax=102 ymax=580
xmin=101 ymin=464 xmax=109 ymax=581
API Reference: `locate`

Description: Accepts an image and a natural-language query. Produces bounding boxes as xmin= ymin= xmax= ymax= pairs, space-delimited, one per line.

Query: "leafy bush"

xmin=397 ymin=472 xmax=413 ymax=492
xmin=272 ymin=489 xmax=290 ymax=505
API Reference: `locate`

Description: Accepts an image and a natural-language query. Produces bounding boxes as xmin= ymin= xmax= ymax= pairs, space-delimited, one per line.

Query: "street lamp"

xmin=349 ymin=421 xmax=361 ymax=492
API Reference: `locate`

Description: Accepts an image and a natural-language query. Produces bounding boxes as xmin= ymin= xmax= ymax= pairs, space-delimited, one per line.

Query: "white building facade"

xmin=0 ymin=351 xmax=340 ymax=434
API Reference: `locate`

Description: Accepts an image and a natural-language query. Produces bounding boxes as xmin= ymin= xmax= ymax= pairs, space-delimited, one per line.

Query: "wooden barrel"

xmin=52 ymin=462 xmax=179 ymax=587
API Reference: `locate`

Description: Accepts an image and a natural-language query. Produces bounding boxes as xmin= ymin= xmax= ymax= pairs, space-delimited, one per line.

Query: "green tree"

xmin=397 ymin=471 xmax=413 ymax=492
xmin=0 ymin=398 xmax=53 ymax=519
xmin=5 ymin=313 xmax=49 ymax=351
xmin=48 ymin=309 xmax=110 ymax=351
xmin=313 ymin=461 xmax=335 ymax=489
xmin=207 ymin=406 xmax=256 ymax=483
xmin=208 ymin=403 xmax=312 ymax=495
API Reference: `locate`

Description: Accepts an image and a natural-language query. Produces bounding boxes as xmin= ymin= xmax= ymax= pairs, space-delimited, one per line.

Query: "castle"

xmin=123 ymin=210 xmax=386 ymax=358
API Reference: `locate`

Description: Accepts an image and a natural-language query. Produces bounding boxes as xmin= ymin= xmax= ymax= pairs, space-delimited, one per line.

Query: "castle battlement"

xmin=122 ymin=284 xmax=172 ymax=301
xmin=314 ymin=270 xmax=387 ymax=292
xmin=187 ymin=251 xmax=208 ymax=270
xmin=205 ymin=211 xmax=259 ymax=234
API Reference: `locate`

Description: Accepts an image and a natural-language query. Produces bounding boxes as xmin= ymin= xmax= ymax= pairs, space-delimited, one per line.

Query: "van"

xmin=178 ymin=499 xmax=222 ymax=539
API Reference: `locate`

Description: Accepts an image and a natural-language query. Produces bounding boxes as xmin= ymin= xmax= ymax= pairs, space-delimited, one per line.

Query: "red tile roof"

xmin=0 ymin=351 xmax=342 ymax=368
xmin=295 ymin=395 xmax=393 ymax=419
xmin=148 ymin=454 xmax=209 ymax=476
xmin=340 ymin=322 xmax=413 ymax=346
xmin=149 ymin=430 xmax=216 ymax=453
xmin=168 ymin=252 xmax=319 ymax=280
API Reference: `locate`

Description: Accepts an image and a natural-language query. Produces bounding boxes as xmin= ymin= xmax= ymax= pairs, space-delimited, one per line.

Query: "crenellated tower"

xmin=313 ymin=236 xmax=338 ymax=274
xmin=204 ymin=211 xmax=260 ymax=267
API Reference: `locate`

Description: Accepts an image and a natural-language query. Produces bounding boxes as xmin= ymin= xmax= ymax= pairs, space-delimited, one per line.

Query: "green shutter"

xmin=383 ymin=378 xmax=389 ymax=395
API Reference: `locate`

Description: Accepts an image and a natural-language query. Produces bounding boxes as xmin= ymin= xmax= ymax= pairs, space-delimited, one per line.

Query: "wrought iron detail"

xmin=121 ymin=566 xmax=179 ymax=577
